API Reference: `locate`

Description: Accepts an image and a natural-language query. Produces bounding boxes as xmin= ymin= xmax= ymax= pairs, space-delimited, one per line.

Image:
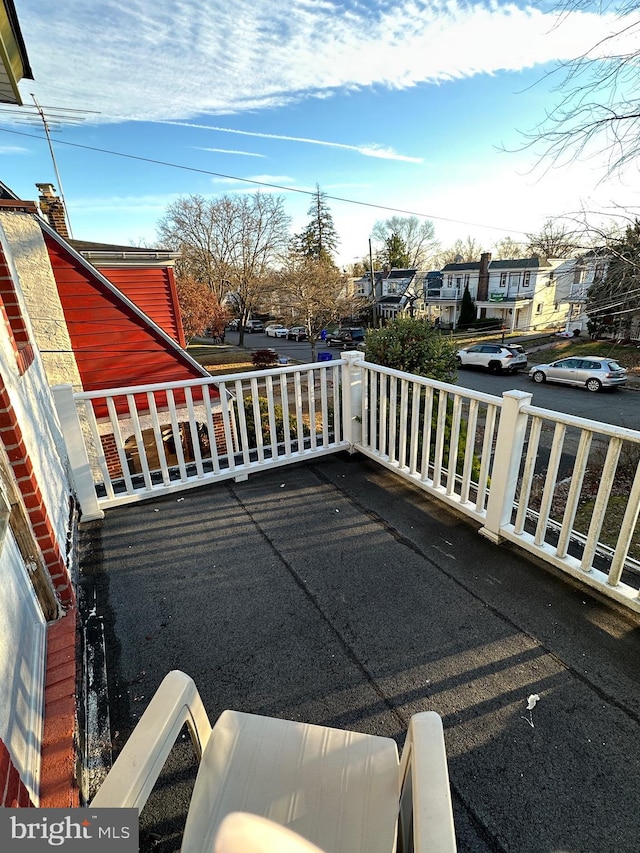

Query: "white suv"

xmin=456 ymin=343 xmax=527 ymax=373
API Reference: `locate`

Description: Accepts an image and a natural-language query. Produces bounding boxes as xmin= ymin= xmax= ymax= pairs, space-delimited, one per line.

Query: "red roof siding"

xmin=95 ymin=265 xmax=186 ymax=347
xmin=44 ymin=234 xmax=205 ymax=393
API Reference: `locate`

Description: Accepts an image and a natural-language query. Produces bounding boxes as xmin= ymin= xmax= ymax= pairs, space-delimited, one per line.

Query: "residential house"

xmin=432 ymin=253 xmax=573 ymax=332
xmin=375 ymin=268 xmax=419 ymax=320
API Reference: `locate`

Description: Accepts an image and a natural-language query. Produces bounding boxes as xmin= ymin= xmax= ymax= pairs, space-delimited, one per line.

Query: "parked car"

xmin=265 ymin=324 xmax=289 ymax=338
xmin=244 ymin=320 xmax=265 ymax=333
xmin=226 ymin=319 xmax=240 ymax=331
xmin=529 ymin=356 xmax=627 ymax=392
xmin=326 ymin=328 xmax=366 ymax=348
xmin=456 ymin=343 xmax=527 ymax=373
xmin=287 ymin=326 xmax=308 ymax=341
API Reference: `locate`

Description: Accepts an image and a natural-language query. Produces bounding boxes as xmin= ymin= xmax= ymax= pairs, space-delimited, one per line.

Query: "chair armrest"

xmin=91 ymin=670 xmax=212 ymax=810
xmin=398 ymin=711 xmax=457 ymax=853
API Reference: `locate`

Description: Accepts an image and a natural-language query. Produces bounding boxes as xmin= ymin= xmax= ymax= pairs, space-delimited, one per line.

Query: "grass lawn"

xmin=187 ymin=342 xmax=254 ymax=374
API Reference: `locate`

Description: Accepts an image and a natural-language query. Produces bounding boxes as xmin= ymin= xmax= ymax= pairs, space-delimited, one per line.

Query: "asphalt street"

xmin=80 ymin=454 xmax=640 ymax=853
xmin=222 ymin=330 xmax=638 ymax=430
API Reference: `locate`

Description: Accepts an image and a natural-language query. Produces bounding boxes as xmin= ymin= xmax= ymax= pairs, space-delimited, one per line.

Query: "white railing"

xmin=53 ymin=359 xmax=347 ymax=516
xmin=55 ymin=352 xmax=640 ymax=612
xmin=353 ymin=359 xmax=640 ymax=612
xmin=355 ymin=361 xmax=501 ymax=524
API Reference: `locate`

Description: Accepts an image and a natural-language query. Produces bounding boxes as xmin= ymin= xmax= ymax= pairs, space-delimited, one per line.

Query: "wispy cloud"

xmin=194 ymin=147 xmax=266 ymax=158
xmin=163 ymin=121 xmax=423 ymax=163
xmin=18 ymin=1 xmax=625 ymax=123
xmin=0 ymin=145 xmax=31 ymax=155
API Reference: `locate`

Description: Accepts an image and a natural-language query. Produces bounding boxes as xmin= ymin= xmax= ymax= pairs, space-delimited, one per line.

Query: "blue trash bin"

xmin=318 ymin=352 xmax=332 ymax=362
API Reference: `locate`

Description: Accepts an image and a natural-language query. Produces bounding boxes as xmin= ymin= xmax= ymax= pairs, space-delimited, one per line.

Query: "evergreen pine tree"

xmin=458 ymin=284 xmax=476 ymax=329
xmin=294 ymin=184 xmax=339 ymax=263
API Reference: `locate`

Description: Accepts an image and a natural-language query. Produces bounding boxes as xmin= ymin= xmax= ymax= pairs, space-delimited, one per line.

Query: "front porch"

xmin=79 ymin=454 xmax=640 ymax=852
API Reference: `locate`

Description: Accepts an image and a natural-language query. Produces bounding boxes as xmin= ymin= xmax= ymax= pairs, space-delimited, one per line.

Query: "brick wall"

xmin=0 ymin=740 xmax=35 ymax=807
xmin=0 ymin=383 xmax=74 ymax=608
xmin=100 ymin=433 xmax=123 ymax=480
xmin=39 ymin=610 xmax=79 ymax=808
xmin=0 ymin=611 xmax=79 ymax=808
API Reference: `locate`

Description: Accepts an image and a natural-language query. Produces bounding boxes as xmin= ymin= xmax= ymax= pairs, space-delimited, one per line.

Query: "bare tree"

xmin=371 ymin=216 xmax=440 ymax=269
xmin=587 ymin=219 xmax=640 ymax=336
xmin=157 ymin=193 xmax=291 ymax=343
xmin=437 ymin=236 xmax=487 ymax=265
xmin=522 ymin=0 xmax=640 ymax=178
xmin=274 ymin=255 xmax=368 ymax=361
xmin=492 ymin=237 xmax=527 ymax=259
xmin=525 ymin=219 xmax=580 ymax=258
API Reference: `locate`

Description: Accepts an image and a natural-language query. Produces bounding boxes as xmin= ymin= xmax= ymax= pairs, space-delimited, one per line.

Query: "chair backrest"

xmin=91 ymin=670 xmax=212 ymax=810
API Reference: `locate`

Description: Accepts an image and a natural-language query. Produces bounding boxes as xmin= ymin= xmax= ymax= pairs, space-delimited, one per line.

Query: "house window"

xmin=536 ymin=303 xmax=543 ymax=314
xmin=523 ymin=271 xmax=531 ymax=288
xmin=0 ymin=248 xmax=34 ymax=376
xmin=463 ymin=274 xmax=470 ymax=288
xmin=500 ymin=273 xmax=507 ymax=288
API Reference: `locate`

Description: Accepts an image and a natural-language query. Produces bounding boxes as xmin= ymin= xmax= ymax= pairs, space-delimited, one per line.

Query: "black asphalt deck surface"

xmin=79 ymin=453 xmax=640 ymax=853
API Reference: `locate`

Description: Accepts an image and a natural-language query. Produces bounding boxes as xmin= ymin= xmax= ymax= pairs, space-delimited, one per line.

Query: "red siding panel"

xmin=43 ymin=235 xmax=205 ymax=393
xmin=95 ymin=266 xmax=185 ymax=346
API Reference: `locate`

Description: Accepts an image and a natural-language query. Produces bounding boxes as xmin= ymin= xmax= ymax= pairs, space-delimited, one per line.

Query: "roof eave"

xmin=0 ymin=1 xmax=34 ymax=105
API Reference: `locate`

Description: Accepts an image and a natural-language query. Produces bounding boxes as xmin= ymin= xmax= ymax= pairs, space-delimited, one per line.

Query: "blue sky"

xmin=3 ymin=0 xmax=639 ymax=267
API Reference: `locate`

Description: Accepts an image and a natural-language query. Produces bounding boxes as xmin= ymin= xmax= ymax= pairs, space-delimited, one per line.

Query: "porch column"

xmin=479 ymin=389 xmax=532 ymax=543
xmin=341 ymin=350 xmax=365 ymax=451
xmin=52 ymin=384 xmax=104 ymax=522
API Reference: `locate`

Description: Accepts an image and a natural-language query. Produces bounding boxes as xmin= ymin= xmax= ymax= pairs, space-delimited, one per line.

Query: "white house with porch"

xmin=433 ymin=253 xmax=574 ymax=331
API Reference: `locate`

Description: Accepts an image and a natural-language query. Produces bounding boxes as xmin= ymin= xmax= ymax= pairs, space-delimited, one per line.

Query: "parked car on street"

xmin=265 ymin=324 xmax=289 ymax=338
xmin=226 ymin=319 xmax=240 ymax=331
xmin=287 ymin=326 xmax=308 ymax=341
xmin=529 ymin=356 xmax=627 ymax=392
xmin=244 ymin=319 xmax=265 ymax=333
xmin=456 ymin=343 xmax=527 ymax=373
xmin=326 ymin=328 xmax=366 ymax=348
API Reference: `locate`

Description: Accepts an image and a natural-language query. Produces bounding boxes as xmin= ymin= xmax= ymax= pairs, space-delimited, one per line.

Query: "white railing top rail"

xmin=359 ymin=359 xmax=503 ymax=407
xmin=72 ymin=358 xmax=346 ymax=401
xmin=521 ymin=402 xmax=640 ymax=443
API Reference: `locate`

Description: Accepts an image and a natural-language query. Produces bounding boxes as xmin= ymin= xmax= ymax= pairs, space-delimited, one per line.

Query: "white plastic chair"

xmin=92 ymin=670 xmax=456 ymax=852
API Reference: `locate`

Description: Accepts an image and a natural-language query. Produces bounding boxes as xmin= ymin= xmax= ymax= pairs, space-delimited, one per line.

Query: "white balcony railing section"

xmin=55 ymin=352 xmax=640 ymax=613
xmin=53 ymin=360 xmax=347 ymax=516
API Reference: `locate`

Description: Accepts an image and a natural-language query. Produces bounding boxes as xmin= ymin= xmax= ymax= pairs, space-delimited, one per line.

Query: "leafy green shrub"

xmin=365 ymin=318 xmax=482 ymax=483
xmin=365 ymin=317 xmax=458 ymax=382
xmin=242 ymin=397 xmax=311 ymax=446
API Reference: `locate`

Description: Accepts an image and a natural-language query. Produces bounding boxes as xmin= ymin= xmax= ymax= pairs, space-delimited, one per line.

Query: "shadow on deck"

xmin=79 ymin=453 xmax=640 ymax=853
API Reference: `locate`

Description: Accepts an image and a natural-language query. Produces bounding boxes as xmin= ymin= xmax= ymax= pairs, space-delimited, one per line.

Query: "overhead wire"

xmin=0 ymin=124 xmax=532 ymax=237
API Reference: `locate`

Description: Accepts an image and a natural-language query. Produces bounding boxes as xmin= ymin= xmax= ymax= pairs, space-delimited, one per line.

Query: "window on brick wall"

xmin=0 ymin=248 xmax=34 ymax=375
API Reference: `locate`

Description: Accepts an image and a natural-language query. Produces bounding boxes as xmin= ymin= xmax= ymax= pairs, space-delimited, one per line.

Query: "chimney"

xmin=478 ymin=252 xmax=491 ymax=301
xmin=36 ymin=183 xmax=69 ymax=238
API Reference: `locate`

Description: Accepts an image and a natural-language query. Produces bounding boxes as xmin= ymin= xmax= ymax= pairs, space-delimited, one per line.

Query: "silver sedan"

xmin=529 ymin=356 xmax=627 ymax=392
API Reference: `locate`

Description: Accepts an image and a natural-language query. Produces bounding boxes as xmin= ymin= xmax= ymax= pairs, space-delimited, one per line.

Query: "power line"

xmin=0 ymin=124 xmax=531 ymax=238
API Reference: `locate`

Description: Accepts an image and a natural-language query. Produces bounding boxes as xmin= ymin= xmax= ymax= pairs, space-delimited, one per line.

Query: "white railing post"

xmin=479 ymin=389 xmax=532 ymax=544
xmin=52 ymin=384 xmax=105 ymax=522
xmin=341 ymin=351 xmax=365 ymax=451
